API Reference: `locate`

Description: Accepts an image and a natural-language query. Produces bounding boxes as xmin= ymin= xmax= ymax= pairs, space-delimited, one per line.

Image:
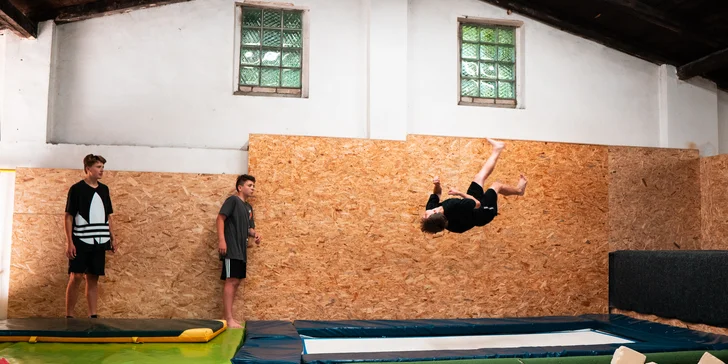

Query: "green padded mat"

xmin=0 ymin=327 xmax=243 ymax=364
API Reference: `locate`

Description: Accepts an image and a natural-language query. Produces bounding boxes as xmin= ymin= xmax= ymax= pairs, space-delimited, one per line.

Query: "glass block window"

xmin=239 ymin=6 xmax=304 ymax=94
xmin=459 ymin=22 xmax=517 ymax=106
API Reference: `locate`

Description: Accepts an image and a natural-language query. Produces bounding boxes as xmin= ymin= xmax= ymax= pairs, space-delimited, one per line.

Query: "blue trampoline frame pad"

xmin=232 ymin=314 xmax=728 ymax=364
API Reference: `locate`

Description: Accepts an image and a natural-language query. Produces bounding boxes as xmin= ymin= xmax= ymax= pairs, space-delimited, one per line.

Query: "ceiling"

xmin=480 ymin=0 xmax=728 ymax=88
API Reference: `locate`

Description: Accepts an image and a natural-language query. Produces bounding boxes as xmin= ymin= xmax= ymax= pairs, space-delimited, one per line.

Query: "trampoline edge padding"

xmin=293 ymin=316 xmax=596 ymax=338
xmin=0 ymin=318 xmax=227 ymax=343
xmin=231 ymin=321 xmax=302 ymax=364
xmin=233 ymin=315 xmax=728 ymax=364
xmin=137 ymin=320 xmax=228 ymax=343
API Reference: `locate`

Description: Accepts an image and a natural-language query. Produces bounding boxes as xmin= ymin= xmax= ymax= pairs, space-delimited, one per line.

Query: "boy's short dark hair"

xmin=83 ymin=154 xmax=106 ymax=173
xmin=420 ymin=213 xmax=448 ymax=234
xmin=236 ymin=174 xmax=256 ymax=191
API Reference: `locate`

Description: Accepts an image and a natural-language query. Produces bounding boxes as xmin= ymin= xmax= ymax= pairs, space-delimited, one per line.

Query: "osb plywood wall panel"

xmin=11 ymin=169 xmax=235 ymax=318
xmin=701 ymin=155 xmax=728 ymax=250
xmin=246 ymin=135 xmax=610 ymax=320
xmin=12 ymin=137 xmax=703 ymax=321
xmin=608 ymin=147 xmax=701 ymax=251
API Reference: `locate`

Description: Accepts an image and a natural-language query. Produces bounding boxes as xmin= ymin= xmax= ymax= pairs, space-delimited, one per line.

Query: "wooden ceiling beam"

xmin=478 ymin=0 xmax=674 ymax=65
xmin=598 ymin=0 xmax=722 ymax=48
xmin=677 ymin=47 xmax=728 ymax=80
xmin=0 ymin=0 xmax=37 ymax=38
xmin=54 ymin=0 xmax=191 ymax=23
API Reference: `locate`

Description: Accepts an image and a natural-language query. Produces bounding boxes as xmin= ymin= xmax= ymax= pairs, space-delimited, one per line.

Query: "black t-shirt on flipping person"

xmin=425 ymin=194 xmax=476 ymax=233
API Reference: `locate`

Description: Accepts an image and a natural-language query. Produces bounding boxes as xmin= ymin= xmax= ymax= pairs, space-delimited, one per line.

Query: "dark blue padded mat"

xmin=232 ymin=314 xmax=728 ymax=364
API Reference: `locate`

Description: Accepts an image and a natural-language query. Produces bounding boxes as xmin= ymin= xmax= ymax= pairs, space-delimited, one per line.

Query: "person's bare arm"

xmin=65 ymin=214 xmax=76 ymax=259
xmin=433 ymin=176 xmax=442 ymax=200
xmin=217 ymin=214 xmax=227 ymax=255
xmin=248 ymin=228 xmax=261 ymax=244
xmin=108 ymin=215 xmax=117 ymax=252
xmin=448 ymin=188 xmax=481 ymax=209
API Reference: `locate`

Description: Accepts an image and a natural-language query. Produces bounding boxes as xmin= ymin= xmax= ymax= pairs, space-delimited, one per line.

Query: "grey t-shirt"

xmin=219 ymin=195 xmax=255 ymax=262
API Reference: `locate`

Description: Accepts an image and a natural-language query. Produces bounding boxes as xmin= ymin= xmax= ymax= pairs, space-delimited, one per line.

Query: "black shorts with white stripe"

xmin=220 ymin=258 xmax=246 ymax=280
xmin=467 ymin=182 xmax=498 ymax=226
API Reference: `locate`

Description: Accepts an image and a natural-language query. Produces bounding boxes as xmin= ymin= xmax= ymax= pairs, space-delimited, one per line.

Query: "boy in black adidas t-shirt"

xmin=216 ymin=174 xmax=261 ymax=328
xmin=420 ymin=138 xmax=528 ymax=234
xmin=64 ymin=154 xmax=116 ymax=319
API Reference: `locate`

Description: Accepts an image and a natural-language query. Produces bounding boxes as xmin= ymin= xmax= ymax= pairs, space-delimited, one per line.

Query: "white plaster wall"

xmin=0 ymin=32 xmax=5 ymax=141
xmin=50 ymin=0 xmax=367 ymax=149
xmin=1 ymin=22 xmax=54 ymax=144
xmin=1 ymin=0 xmax=724 ymax=174
xmin=670 ymin=77 xmax=719 ymax=156
xmin=367 ymin=0 xmax=408 ymax=140
xmin=407 ymin=0 xmax=661 ymax=147
xmin=0 ymin=142 xmax=248 ymax=174
xmin=659 ymin=65 xmax=719 ymax=156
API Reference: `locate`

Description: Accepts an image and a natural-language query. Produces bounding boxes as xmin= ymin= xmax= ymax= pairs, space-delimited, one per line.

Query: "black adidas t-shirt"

xmin=65 ymin=180 xmax=114 ymax=251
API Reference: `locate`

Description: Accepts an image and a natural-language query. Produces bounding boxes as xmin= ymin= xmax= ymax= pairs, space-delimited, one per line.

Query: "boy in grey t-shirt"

xmin=216 ymin=174 xmax=261 ymax=328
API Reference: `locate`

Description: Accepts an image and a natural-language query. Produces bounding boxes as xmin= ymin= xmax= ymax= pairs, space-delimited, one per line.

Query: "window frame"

xmin=233 ymin=1 xmax=310 ymax=98
xmin=457 ymin=17 xmax=524 ymax=109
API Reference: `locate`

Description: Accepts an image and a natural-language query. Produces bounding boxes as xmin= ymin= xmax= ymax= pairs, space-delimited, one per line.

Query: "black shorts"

xmin=68 ymin=247 xmax=106 ymax=276
xmin=467 ymin=182 xmax=498 ymax=226
xmin=221 ymin=259 xmax=246 ymax=280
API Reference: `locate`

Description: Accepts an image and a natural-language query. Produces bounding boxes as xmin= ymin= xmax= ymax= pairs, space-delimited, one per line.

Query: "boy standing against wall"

xmin=217 ymin=174 xmax=261 ymax=328
xmin=65 ymin=154 xmax=117 ymax=318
